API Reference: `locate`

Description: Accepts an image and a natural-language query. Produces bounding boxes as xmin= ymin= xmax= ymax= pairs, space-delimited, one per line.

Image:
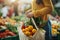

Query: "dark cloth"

xmin=42 ymin=20 xmax=52 ymax=40
xmin=14 ymin=6 xmax=18 ymax=16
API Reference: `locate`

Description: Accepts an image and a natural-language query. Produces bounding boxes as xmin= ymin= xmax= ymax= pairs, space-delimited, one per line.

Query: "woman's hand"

xmin=26 ymin=12 xmax=33 ymax=18
xmin=25 ymin=9 xmax=33 ymax=18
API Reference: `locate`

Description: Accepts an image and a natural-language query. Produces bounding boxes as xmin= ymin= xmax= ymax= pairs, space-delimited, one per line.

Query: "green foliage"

xmin=6 ymin=23 xmax=18 ymax=34
xmin=0 ymin=10 xmax=2 ymax=17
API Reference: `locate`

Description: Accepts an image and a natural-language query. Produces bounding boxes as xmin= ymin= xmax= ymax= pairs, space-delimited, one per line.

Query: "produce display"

xmin=52 ymin=24 xmax=58 ymax=29
xmin=52 ymin=28 xmax=58 ymax=35
xmin=0 ymin=17 xmax=18 ymax=39
xmin=0 ymin=17 xmax=16 ymax=26
xmin=6 ymin=23 xmax=18 ymax=34
xmin=13 ymin=14 xmax=30 ymax=25
xmin=0 ymin=30 xmax=16 ymax=38
xmin=22 ymin=25 xmax=37 ymax=37
xmin=5 ymin=17 xmax=16 ymax=25
xmin=52 ymin=23 xmax=60 ymax=36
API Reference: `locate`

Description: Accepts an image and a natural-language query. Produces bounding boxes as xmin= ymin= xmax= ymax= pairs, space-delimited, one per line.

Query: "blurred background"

xmin=0 ymin=0 xmax=60 ymax=17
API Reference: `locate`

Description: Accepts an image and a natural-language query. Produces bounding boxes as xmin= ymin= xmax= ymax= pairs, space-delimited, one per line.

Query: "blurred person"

xmin=14 ymin=2 xmax=18 ymax=16
xmin=26 ymin=0 xmax=52 ymax=40
xmin=7 ymin=4 xmax=14 ymax=17
xmin=1 ymin=4 xmax=9 ymax=18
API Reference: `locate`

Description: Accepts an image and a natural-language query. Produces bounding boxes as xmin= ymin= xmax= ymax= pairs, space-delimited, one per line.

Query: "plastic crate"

xmin=0 ymin=35 xmax=19 ymax=40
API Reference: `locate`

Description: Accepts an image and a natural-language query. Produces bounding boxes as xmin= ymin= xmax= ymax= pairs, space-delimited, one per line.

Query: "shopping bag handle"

xmin=31 ymin=18 xmax=38 ymax=30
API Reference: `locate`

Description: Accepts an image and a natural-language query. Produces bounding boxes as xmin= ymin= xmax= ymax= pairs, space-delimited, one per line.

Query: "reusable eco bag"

xmin=18 ymin=18 xmax=46 ymax=40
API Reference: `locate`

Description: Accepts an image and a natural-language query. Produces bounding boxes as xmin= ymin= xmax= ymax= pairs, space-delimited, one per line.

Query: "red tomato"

xmin=22 ymin=25 xmax=25 ymax=29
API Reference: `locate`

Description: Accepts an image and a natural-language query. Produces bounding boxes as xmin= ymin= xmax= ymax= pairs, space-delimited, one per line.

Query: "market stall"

xmin=0 ymin=0 xmax=60 ymax=40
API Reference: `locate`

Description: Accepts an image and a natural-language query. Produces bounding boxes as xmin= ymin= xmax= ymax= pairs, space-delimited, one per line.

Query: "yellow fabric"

xmin=31 ymin=0 xmax=52 ymax=21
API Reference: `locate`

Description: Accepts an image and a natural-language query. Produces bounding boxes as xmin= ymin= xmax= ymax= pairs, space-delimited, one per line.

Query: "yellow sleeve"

xmin=32 ymin=0 xmax=39 ymax=17
xmin=32 ymin=0 xmax=52 ymax=17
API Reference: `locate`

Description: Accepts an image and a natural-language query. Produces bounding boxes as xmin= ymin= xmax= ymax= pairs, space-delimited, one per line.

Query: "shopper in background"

xmin=1 ymin=4 xmax=9 ymax=18
xmin=7 ymin=5 xmax=14 ymax=17
xmin=26 ymin=0 xmax=52 ymax=40
xmin=14 ymin=2 xmax=18 ymax=16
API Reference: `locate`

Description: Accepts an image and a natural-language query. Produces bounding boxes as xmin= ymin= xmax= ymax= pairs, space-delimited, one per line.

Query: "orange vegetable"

xmin=25 ymin=31 xmax=30 ymax=36
xmin=28 ymin=25 xmax=33 ymax=31
xmin=32 ymin=29 xmax=37 ymax=34
xmin=25 ymin=28 xmax=29 ymax=31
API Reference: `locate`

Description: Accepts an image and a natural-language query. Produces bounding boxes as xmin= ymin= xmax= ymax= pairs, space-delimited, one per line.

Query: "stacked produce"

xmin=52 ymin=24 xmax=58 ymax=35
xmin=52 ymin=24 xmax=58 ymax=29
xmin=22 ymin=25 xmax=37 ymax=37
xmin=0 ymin=17 xmax=16 ymax=26
xmin=50 ymin=16 xmax=60 ymax=36
xmin=52 ymin=23 xmax=60 ymax=36
xmin=0 ymin=17 xmax=18 ymax=39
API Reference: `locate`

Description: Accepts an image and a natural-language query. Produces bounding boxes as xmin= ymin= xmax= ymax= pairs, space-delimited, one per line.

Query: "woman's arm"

xmin=25 ymin=9 xmax=32 ymax=14
xmin=35 ymin=6 xmax=52 ymax=15
xmin=32 ymin=0 xmax=52 ymax=17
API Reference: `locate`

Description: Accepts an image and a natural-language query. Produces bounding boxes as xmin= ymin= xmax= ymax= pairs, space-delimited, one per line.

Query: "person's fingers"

xmin=25 ymin=9 xmax=32 ymax=14
xmin=26 ymin=13 xmax=31 ymax=18
xmin=27 ymin=12 xmax=33 ymax=18
xmin=26 ymin=9 xmax=32 ymax=12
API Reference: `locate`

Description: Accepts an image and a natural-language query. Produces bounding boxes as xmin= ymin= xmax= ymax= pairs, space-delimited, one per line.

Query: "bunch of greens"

xmin=6 ymin=23 xmax=18 ymax=34
xmin=13 ymin=14 xmax=30 ymax=26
